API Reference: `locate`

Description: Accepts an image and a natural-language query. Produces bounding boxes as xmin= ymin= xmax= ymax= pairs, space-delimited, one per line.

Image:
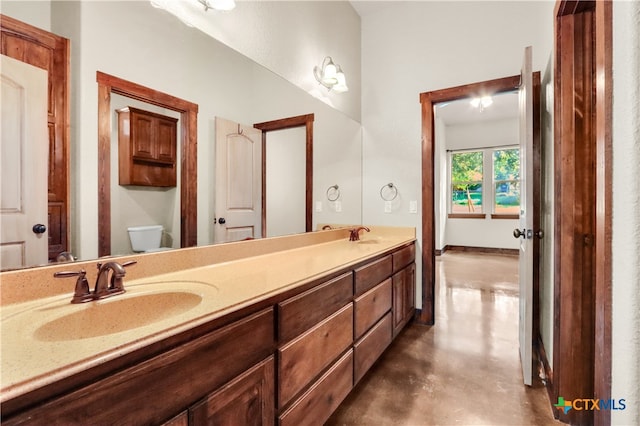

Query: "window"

xmin=450 ymin=151 xmax=483 ymax=214
xmin=493 ymin=148 xmax=520 ymax=216
xmin=448 ymin=146 xmax=520 ymax=218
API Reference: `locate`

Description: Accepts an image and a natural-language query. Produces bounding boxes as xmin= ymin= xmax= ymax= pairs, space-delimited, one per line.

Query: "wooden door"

xmin=1 ymin=15 xmax=70 ymax=262
xmin=516 ymin=46 xmax=535 ymax=386
xmin=0 ymin=55 xmax=48 ymax=270
xmin=214 ymin=117 xmax=262 ymax=243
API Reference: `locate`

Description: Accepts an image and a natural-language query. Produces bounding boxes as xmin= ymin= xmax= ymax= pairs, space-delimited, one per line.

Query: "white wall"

xmin=612 ymin=1 xmax=640 ymax=424
xmin=0 ymin=1 xmax=50 ymax=31
xmin=266 ymin=127 xmax=306 ymax=238
xmin=176 ymin=0 xmax=362 ymax=122
xmin=361 ymin=0 xmax=554 ymax=308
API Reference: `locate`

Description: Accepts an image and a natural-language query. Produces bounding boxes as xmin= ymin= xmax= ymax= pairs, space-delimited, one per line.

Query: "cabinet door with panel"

xmin=392 ymin=262 xmax=416 ymax=337
xmin=190 ymin=357 xmax=274 ymax=426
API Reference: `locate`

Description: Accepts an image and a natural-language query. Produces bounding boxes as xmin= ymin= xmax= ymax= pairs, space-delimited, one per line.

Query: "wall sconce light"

xmin=313 ymin=57 xmax=349 ymax=93
xmin=197 ymin=0 xmax=236 ymax=11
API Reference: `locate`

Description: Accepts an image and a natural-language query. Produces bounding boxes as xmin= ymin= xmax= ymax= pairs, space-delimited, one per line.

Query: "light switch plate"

xmin=335 ymin=201 xmax=342 ymax=212
xmin=315 ymin=201 xmax=322 ymax=212
xmin=409 ymin=200 xmax=418 ymax=213
xmin=384 ymin=201 xmax=392 ymax=213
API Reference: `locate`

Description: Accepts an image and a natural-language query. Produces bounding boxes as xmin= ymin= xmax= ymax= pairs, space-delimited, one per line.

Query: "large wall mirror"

xmin=0 ymin=0 xmax=363 ymax=269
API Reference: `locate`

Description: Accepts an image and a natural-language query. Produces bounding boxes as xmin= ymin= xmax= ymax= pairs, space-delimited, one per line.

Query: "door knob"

xmin=32 ymin=224 xmax=47 ymax=234
xmin=513 ymin=228 xmax=525 ymax=239
xmin=535 ymin=230 xmax=544 ymax=239
xmin=218 ymin=217 xmax=226 ymax=225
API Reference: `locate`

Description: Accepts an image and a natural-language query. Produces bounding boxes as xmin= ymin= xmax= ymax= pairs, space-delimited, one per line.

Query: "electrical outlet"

xmin=315 ymin=201 xmax=322 ymax=212
xmin=384 ymin=201 xmax=392 ymax=213
xmin=335 ymin=201 xmax=342 ymax=212
xmin=409 ymin=200 xmax=418 ymax=213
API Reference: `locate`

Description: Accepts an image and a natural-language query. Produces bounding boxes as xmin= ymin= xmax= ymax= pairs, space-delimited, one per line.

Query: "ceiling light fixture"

xmin=470 ymin=95 xmax=493 ymax=112
xmin=313 ymin=57 xmax=349 ymax=93
xmin=197 ymin=0 xmax=236 ymax=11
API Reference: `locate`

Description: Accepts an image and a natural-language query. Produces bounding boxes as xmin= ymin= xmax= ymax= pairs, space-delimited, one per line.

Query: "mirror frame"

xmin=97 ymin=71 xmax=198 ymax=257
xmin=254 ymin=114 xmax=314 ymax=236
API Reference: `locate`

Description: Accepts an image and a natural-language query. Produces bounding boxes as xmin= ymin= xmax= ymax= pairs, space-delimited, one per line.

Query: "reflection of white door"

xmin=517 ymin=46 xmax=534 ymax=386
xmin=0 ymin=55 xmax=48 ymax=270
xmin=214 ymin=117 xmax=262 ymax=243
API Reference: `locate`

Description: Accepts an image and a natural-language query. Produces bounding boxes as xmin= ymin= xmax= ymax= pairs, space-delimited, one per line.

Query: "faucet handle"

xmin=54 ymin=269 xmax=93 ymax=303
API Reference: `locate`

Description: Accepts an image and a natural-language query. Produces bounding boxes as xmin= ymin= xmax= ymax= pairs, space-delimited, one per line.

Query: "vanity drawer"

xmin=278 ymin=272 xmax=353 ymax=342
xmin=354 ymin=278 xmax=392 ymax=339
xmin=392 ymin=243 xmax=415 ymax=272
xmin=278 ymin=304 xmax=353 ymax=409
xmin=279 ymin=349 xmax=353 ymax=426
xmin=354 ymin=255 xmax=392 ymax=296
xmin=354 ymin=312 xmax=392 ymax=384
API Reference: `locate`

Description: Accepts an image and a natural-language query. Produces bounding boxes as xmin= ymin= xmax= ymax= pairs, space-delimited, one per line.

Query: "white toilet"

xmin=127 ymin=225 xmax=172 ymax=253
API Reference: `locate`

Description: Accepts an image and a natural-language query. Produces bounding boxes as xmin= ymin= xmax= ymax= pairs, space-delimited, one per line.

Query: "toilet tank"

xmin=127 ymin=225 xmax=163 ymax=252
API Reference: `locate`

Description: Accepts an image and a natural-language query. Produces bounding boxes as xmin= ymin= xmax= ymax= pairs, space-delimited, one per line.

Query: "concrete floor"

xmin=327 ymin=251 xmax=560 ymax=425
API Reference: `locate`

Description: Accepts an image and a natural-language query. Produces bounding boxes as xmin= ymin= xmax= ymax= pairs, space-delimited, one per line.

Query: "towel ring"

xmin=380 ymin=183 xmax=398 ymax=201
xmin=326 ymin=184 xmax=340 ymax=202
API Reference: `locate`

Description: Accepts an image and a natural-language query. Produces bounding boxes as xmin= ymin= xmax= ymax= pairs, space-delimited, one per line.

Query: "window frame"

xmin=447 ymin=145 xmax=521 ymax=219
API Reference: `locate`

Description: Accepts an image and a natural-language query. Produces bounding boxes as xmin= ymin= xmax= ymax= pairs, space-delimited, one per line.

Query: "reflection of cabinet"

xmin=117 ymin=107 xmax=177 ymax=187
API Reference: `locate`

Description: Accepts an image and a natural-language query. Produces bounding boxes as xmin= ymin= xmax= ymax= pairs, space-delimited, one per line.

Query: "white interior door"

xmin=516 ymin=46 xmax=534 ymax=386
xmin=214 ymin=117 xmax=262 ymax=243
xmin=1 ymin=55 xmax=49 ymax=270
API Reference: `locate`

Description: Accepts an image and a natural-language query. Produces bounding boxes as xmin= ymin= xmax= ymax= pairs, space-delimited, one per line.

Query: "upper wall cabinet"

xmin=117 ymin=106 xmax=177 ymax=187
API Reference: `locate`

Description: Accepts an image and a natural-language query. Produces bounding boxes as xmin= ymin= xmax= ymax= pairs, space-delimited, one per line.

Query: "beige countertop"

xmin=0 ymin=227 xmax=414 ymax=404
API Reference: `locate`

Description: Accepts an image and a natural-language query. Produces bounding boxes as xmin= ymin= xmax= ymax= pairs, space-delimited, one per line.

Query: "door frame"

xmin=552 ymin=1 xmax=612 ymax=425
xmin=253 ymin=114 xmax=314 ymax=237
xmin=96 ymin=72 xmax=199 ymax=257
xmin=418 ymin=74 xmax=540 ymax=327
xmin=1 ymin=14 xmax=70 ymax=262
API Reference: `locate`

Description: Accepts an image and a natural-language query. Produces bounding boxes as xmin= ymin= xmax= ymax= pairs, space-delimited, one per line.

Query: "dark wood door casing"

xmin=1 ymin=14 xmax=70 ymax=262
xmin=418 ymin=75 xmax=540 ymax=326
xmin=253 ymin=114 xmax=314 ymax=237
xmin=97 ymin=72 xmax=198 ymax=257
xmin=553 ymin=1 xmax=612 ymax=425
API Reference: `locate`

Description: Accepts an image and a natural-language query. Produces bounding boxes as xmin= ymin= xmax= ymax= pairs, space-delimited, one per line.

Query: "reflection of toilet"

xmin=127 ymin=225 xmax=172 ymax=253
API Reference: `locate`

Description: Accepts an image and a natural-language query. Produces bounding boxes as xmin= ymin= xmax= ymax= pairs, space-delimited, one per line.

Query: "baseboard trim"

xmin=439 ymin=245 xmax=518 ymax=256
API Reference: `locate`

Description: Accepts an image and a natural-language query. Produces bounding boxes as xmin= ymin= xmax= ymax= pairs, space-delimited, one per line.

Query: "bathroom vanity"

xmin=0 ymin=227 xmax=415 ymax=425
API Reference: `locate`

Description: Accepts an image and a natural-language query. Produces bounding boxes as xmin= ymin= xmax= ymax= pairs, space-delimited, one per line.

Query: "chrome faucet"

xmin=54 ymin=260 xmax=136 ymax=303
xmin=349 ymin=226 xmax=370 ymax=241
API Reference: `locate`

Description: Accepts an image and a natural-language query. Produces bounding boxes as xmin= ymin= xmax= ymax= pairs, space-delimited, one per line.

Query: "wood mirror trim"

xmin=254 ymin=114 xmax=314 ymax=236
xmin=97 ymin=72 xmax=198 ymax=257
xmin=419 ymin=74 xmax=523 ymax=325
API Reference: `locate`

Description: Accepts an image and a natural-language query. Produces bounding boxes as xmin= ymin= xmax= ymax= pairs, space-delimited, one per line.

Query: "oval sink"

xmin=33 ymin=291 xmax=202 ymax=342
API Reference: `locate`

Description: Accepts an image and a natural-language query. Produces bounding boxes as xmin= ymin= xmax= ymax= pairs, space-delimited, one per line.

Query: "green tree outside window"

xmin=451 ymin=151 xmax=483 ymax=213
